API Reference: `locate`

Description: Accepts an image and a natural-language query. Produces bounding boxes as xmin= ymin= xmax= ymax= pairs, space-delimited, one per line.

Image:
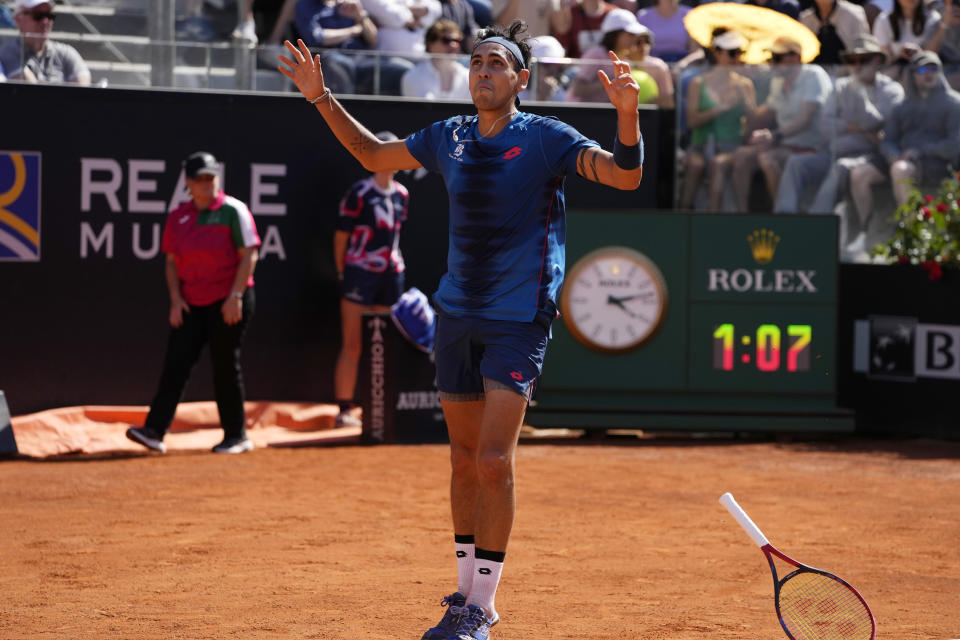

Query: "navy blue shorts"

xmin=341 ymin=266 xmax=404 ymax=306
xmin=434 ymin=309 xmax=552 ymax=400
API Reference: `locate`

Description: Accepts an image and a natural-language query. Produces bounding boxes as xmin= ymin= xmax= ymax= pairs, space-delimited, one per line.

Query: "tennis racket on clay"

xmin=719 ymin=492 xmax=876 ymax=640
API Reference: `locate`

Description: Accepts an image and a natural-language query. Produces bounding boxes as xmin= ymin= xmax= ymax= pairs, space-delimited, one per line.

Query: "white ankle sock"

xmin=455 ymin=539 xmax=475 ymax=596
xmin=468 ymin=552 xmax=503 ymax=619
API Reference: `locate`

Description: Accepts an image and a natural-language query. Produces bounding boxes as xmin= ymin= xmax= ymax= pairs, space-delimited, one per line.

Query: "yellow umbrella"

xmin=683 ymin=3 xmax=820 ymax=64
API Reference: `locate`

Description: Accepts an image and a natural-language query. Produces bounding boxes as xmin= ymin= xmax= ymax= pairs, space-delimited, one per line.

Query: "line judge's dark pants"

xmin=144 ymin=289 xmax=254 ymax=440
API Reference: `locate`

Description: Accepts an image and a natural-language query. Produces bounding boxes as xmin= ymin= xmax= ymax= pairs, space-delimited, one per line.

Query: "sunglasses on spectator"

xmin=718 ymin=47 xmax=743 ymax=57
xmin=769 ymin=52 xmax=798 ymax=63
xmin=914 ymin=64 xmax=938 ymax=74
xmin=28 ymin=10 xmax=56 ymax=21
xmin=438 ymin=36 xmax=462 ymax=45
xmin=845 ymin=54 xmax=879 ymax=65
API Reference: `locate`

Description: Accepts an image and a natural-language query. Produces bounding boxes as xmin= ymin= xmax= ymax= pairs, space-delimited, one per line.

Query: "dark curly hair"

xmin=474 ymin=19 xmax=532 ymax=71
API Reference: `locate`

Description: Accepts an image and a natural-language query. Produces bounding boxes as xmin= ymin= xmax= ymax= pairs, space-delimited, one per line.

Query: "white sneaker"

xmin=231 ymin=18 xmax=257 ymax=44
xmin=845 ymin=232 xmax=867 ymax=255
xmin=212 ymin=437 xmax=254 ymax=454
xmin=335 ymin=412 xmax=362 ymax=428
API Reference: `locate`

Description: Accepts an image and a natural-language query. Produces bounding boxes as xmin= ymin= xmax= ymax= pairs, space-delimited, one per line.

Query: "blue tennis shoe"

xmin=448 ymin=603 xmax=498 ymax=640
xmin=420 ymin=591 xmax=466 ymax=640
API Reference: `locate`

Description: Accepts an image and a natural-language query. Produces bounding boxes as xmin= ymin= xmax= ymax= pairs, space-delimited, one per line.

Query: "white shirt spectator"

xmin=402 ymin=56 xmax=470 ymax=98
xmin=768 ymin=64 xmax=834 ymax=149
xmin=362 ymin=0 xmax=442 ymax=53
xmin=872 ymin=9 xmax=942 ymax=58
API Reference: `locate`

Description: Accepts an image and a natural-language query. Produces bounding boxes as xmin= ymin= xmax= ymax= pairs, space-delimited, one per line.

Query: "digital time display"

xmin=688 ymin=304 xmax=835 ymax=393
xmin=713 ymin=323 xmax=812 ymax=372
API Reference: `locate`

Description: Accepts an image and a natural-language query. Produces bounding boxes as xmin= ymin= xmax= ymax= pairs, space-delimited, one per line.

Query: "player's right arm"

xmin=277 ymin=39 xmax=421 ymax=173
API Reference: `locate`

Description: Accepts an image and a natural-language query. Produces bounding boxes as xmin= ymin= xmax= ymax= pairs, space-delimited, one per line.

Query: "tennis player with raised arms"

xmin=278 ymin=21 xmax=643 ymax=640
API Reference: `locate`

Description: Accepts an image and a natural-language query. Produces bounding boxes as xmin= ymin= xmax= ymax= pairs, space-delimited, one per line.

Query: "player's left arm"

xmin=576 ymin=51 xmax=643 ymax=191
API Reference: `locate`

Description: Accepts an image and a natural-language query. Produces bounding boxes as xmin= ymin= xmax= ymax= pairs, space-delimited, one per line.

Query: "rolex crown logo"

xmin=747 ymin=229 xmax=780 ymax=264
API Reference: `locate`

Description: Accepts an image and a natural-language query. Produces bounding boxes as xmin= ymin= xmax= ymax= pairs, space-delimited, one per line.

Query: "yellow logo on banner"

xmin=747 ymin=228 xmax=779 ymax=265
xmin=0 ymin=151 xmax=41 ymax=261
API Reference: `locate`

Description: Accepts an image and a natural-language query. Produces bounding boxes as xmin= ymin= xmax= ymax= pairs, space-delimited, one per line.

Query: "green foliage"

xmin=871 ymin=172 xmax=960 ymax=280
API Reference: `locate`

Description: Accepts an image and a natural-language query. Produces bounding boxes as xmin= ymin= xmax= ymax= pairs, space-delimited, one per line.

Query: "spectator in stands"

xmin=464 ymin=0 xmax=493 ymax=31
xmin=569 ymin=8 xmax=673 ymax=106
xmin=800 ymin=0 xmax=871 ymax=65
xmin=520 ymin=34 xmax=572 ymax=100
xmin=731 ymin=35 xmax=832 ymax=212
xmin=842 ymin=49 xmax=960 ymax=255
xmin=0 ymin=0 xmax=90 ymax=84
xmin=332 ymin=131 xmax=410 ymax=427
xmin=491 ymin=0 xmax=564 ymax=37
xmin=873 ymin=0 xmax=943 ymax=74
xmin=402 ymin=18 xmax=471 ymax=98
xmin=296 ymin=0 xmax=413 ymax=95
xmin=680 ymin=29 xmax=757 ymax=210
xmin=0 ymin=59 xmax=5 ymax=82
xmin=878 ymin=50 xmax=960 ymax=205
xmin=744 ymin=0 xmax=800 ymax=20
xmin=362 ymin=0 xmax=443 ymax=53
xmin=126 ymin=152 xmax=260 ymax=455
xmin=933 ymin=0 xmax=960 ymax=88
xmin=554 ymin=0 xmax=616 ymax=59
xmin=0 ymin=3 xmax=14 ymax=28
xmin=774 ymin=35 xmax=903 ymax=221
xmin=439 ymin=0 xmax=479 ymax=51
xmin=635 ymin=0 xmax=694 ymax=62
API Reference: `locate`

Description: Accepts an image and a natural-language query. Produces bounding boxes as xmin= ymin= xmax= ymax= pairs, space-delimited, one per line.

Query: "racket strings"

xmin=778 ymin=572 xmax=873 ymax=640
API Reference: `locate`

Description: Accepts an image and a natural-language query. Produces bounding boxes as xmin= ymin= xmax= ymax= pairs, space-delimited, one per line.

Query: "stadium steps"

xmin=2 ymin=1 xmax=291 ymax=91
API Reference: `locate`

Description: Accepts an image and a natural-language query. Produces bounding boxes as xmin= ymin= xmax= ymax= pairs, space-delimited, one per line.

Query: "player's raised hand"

xmin=597 ymin=51 xmax=640 ymax=112
xmin=277 ymin=39 xmax=327 ymax=101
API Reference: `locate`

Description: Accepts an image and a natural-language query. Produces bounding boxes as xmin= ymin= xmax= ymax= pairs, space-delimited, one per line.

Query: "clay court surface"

xmin=2 ymin=429 xmax=959 ymax=639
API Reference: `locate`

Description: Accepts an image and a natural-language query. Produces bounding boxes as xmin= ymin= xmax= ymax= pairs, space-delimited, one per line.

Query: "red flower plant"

xmin=922 ymin=260 xmax=944 ymax=281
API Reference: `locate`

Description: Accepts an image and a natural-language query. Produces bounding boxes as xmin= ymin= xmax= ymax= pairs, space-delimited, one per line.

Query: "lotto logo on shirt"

xmin=0 ymin=151 xmax=42 ymax=262
xmin=503 ymin=146 xmax=523 ymax=160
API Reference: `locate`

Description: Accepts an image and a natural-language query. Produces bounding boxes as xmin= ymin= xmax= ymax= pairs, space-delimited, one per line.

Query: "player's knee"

xmin=476 ymin=449 xmax=513 ymax=485
xmin=449 ymin=441 xmax=477 ymax=473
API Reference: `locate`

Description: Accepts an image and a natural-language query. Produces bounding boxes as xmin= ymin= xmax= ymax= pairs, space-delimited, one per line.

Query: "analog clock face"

xmin=560 ymin=247 xmax=668 ymax=353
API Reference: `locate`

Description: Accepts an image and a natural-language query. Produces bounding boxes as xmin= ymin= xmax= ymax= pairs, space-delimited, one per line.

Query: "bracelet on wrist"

xmin=307 ymin=88 xmax=332 ymax=105
xmin=229 ymin=290 xmax=244 ymax=299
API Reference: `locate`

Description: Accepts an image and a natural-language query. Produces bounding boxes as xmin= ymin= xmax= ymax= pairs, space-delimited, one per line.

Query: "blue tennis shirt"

xmin=406 ymin=112 xmax=599 ymax=322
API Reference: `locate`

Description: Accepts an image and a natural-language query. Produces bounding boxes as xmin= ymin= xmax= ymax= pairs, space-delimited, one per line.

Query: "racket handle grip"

xmin=719 ymin=492 xmax=770 ymax=547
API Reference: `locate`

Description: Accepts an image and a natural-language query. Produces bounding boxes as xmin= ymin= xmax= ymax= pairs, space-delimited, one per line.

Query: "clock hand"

xmin=606 ymin=294 xmax=639 ymax=318
xmin=610 ymin=292 xmax=655 ymax=304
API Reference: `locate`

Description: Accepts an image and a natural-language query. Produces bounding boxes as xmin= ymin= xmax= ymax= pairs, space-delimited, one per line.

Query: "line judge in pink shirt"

xmin=126 ymin=151 xmax=261 ymax=456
